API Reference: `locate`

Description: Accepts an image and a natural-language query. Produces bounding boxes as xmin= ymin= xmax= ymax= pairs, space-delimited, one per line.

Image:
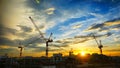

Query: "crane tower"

xmin=93 ymin=34 xmax=103 ymax=54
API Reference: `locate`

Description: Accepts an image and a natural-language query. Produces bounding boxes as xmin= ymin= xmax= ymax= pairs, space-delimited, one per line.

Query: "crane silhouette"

xmin=18 ymin=42 xmax=23 ymax=57
xmin=18 ymin=36 xmax=43 ymax=57
xmin=29 ymin=16 xmax=53 ymax=57
xmin=93 ymin=34 xmax=103 ymax=54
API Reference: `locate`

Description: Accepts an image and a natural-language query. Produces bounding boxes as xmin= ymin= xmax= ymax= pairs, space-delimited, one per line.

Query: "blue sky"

xmin=0 ymin=0 xmax=120 ymax=57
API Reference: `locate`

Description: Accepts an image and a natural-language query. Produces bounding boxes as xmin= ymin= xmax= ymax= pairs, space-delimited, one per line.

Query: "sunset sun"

xmin=81 ymin=51 xmax=86 ymax=56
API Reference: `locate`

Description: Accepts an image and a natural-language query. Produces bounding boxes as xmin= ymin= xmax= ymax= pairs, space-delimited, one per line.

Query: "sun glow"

xmin=81 ymin=51 xmax=86 ymax=56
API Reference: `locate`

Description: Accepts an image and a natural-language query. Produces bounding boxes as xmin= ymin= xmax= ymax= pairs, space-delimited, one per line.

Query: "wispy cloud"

xmin=1 ymin=25 xmax=17 ymax=36
xmin=72 ymin=24 xmax=82 ymax=29
xmin=0 ymin=37 xmax=16 ymax=46
xmin=45 ymin=7 xmax=55 ymax=15
xmin=17 ymin=25 xmax=33 ymax=32
xmin=87 ymin=17 xmax=120 ymax=32
xmin=105 ymin=49 xmax=120 ymax=52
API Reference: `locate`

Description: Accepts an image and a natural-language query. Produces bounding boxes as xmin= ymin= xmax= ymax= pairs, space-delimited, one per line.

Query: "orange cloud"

xmin=104 ymin=20 xmax=120 ymax=26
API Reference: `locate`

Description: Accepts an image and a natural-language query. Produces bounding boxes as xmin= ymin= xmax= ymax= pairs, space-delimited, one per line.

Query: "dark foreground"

xmin=0 ymin=53 xmax=120 ymax=68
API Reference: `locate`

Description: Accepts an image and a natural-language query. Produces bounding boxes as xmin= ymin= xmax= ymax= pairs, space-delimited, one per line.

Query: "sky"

xmin=0 ymin=0 xmax=120 ymax=57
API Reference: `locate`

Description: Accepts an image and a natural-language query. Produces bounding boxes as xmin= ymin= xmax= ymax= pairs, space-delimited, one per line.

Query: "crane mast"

xmin=46 ymin=33 xmax=53 ymax=57
xmin=18 ymin=37 xmax=43 ymax=57
xmin=18 ymin=42 xmax=23 ymax=57
xmin=92 ymin=34 xmax=103 ymax=54
xmin=18 ymin=46 xmax=23 ymax=57
xmin=99 ymin=40 xmax=103 ymax=54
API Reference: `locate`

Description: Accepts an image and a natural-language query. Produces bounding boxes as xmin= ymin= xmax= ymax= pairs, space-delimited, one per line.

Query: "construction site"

xmin=0 ymin=16 xmax=120 ymax=68
xmin=1 ymin=0 xmax=120 ymax=68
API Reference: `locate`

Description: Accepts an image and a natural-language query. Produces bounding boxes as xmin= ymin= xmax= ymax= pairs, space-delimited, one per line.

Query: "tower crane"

xmin=99 ymin=40 xmax=103 ymax=54
xmin=18 ymin=42 xmax=23 ymax=57
xmin=93 ymin=34 xmax=103 ymax=54
xmin=29 ymin=16 xmax=53 ymax=57
xmin=18 ymin=36 xmax=42 ymax=57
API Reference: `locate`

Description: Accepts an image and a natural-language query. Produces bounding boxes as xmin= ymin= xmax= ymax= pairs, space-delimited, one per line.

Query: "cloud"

xmin=86 ymin=17 xmax=120 ymax=33
xmin=59 ymin=26 xmax=69 ymax=31
xmin=19 ymin=35 xmax=45 ymax=46
xmin=54 ymin=31 xmax=112 ymax=48
xmin=45 ymin=7 xmax=55 ymax=15
xmin=73 ymin=38 xmax=89 ymax=44
xmin=31 ymin=47 xmax=46 ymax=52
xmin=0 ymin=48 xmax=17 ymax=54
xmin=54 ymin=39 xmax=72 ymax=47
xmin=72 ymin=24 xmax=82 ymax=29
xmin=105 ymin=49 xmax=120 ymax=52
xmin=61 ymin=30 xmax=76 ymax=37
xmin=55 ymin=40 xmax=68 ymax=44
xmin=101 ymin=20 xmax=120 ymax=31
xmin=17 ymin=25 xmax=33 ymax=32
xmin=54 ymin=36 xmax=91 ymax=48
xmin=0 ymin=37 xmax=16 ymax=46
xmin=49 ymin=43 xmax=69 ymax=52
xmin=89 ymin=13 xmax=103 ymax=18
xmin=88 ymin=23 xmax=104 ymax=30
xmin=74 ymin=31 xmax=113 ymax=43
xmin=50 ymin=43 xmax=68 ymax=49
xmin=58 ymin=21 xmax=82 ymax=32
xmin=49 ymin=48 xmax=62 ymax=52
xmin=104 ymin=17 xmax=120 ymax=27
xmin=105 ymin=21 xmax=120 ymax=26
xmin=31 ymin=45 xmax=64 ymax=53
xmin=85 ymin=5 xmax=120 ymax=32
xmin=35 ymin=0 xmax=40 ymax=4
xmin=105 ymin=17 xmax=120 ymax=22
xmin=0 ymin=24 xmax=17 ymax=36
